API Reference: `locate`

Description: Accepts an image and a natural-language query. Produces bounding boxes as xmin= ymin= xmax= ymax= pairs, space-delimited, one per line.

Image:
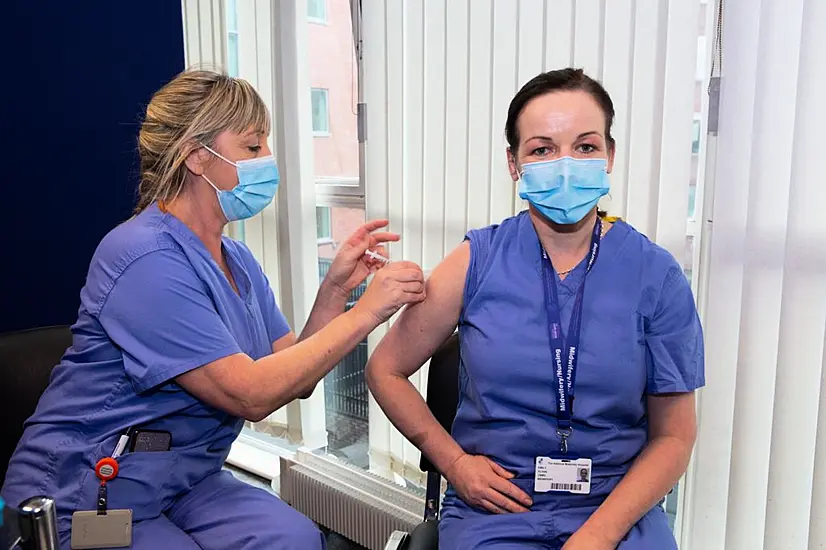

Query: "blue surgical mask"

xmin=518 ymin=156 xmax=610 ymax=225
xmin=201 ymin=144 xmax=280 ymax=222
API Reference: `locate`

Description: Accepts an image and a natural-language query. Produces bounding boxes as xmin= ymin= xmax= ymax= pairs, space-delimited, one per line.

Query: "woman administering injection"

xmin=2 ymin=70 xmax=425 ymax=549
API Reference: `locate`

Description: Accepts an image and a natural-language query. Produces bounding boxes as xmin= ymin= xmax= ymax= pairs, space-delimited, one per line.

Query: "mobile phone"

xmin=128 ymin=429 xmax=172 ymax=453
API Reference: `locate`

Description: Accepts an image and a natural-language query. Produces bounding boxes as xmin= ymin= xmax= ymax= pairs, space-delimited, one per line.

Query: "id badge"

xmin=534 ymin=456 xmax=592 ymax=494
xmin=71 ymin=509 xmax=132 ymax=549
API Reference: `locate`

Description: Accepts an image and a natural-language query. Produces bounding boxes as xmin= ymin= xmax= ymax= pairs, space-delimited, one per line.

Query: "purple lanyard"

xmin=540 ymin=218 xmax=602 ymax=454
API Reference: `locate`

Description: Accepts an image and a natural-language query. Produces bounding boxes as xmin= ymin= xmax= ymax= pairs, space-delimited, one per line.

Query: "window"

xmin=316 ymin=207 xmax=368 ymax=467
xmin=311 ymin=88 xmax=330 ymax=135
xmin=307 ymin=2 xmax=366 ymax=468
xmin=308 ymin=0 xmax=327 ymax=23
xmin=316 ymin=206 xmax=332 ymax=242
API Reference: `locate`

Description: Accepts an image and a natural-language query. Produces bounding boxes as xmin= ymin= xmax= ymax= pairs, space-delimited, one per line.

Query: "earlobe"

xmin=507 ymin=149 xmax=520 ymax=182
xmin=184 ymin=146 xmax=208 ymax=176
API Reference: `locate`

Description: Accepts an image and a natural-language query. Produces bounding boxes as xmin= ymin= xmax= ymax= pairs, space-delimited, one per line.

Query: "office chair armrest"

xmin=405 ymin=519 xmax=439 ymax=550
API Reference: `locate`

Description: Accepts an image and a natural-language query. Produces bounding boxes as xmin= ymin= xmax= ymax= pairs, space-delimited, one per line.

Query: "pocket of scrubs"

xmin=101 ymin=451 xmax=180 ymax=522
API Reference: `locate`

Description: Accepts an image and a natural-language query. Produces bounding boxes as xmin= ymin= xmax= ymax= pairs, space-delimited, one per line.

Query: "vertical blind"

xmin=362 ymin=0 xmax=702 ymax=481
xmin=685 ymin=0 xmax=826 ymax=548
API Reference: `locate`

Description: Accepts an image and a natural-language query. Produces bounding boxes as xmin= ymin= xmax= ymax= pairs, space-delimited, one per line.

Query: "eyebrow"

xmin=523 ymin=131 xmax=603 ymax=143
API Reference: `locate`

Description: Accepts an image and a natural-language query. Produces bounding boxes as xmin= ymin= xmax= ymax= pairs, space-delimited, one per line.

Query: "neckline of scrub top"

xmin=148 ymin=202 xmax=254 ymax=304
xmin=524 ymin=213 xmax=631 ymax=297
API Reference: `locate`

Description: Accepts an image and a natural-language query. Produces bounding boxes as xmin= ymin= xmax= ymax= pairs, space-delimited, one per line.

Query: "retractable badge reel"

xmin=70 ymin=457 xmax=132 ymax=549
xmin=94 ymin=458 xmax=118 ymax=515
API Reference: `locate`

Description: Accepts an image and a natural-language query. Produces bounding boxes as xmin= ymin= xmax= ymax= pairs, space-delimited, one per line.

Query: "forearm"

xmin=246 ymin=306 xmax=377 ymax=416
xmin=367 ymin=371 xmax=465 ymax=475
xmin=299 ymin=280 xmax=350 ymax=341
xmin=580 ymin=435 xmax=693 ymax=545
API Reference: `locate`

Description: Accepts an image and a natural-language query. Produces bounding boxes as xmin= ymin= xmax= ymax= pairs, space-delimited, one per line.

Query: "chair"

xmin=0 ymin=326 xmax=72 ymax=485
xmin=385 ymin=332 xmax=460 ymax=550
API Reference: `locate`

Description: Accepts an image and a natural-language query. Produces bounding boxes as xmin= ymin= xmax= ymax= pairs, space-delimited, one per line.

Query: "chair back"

xmin=419 ymin=332 xmax=460 ymax=473
xmin=0 ymin=326 xmax=71 ymax=484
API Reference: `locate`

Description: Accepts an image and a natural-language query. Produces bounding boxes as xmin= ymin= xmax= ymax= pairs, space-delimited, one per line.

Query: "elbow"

xmin=238 ymin=393 xmax=272 ymax=422
xmin=297 ymin=384 xmax=317 ymax=400
xmin=365 ymin=354 xmax=395 ymax=397
xmin=235 ymin=386 xmax=281 ymax=423
xmin=365 ymin=357 xmax=381 ymax=394
xmin=242 ymin=407 xmax=270 ymax=423
xmin=238 ymin=384 xmax=308 ymax=420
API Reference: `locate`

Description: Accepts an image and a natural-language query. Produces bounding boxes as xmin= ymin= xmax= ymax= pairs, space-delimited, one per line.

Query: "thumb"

xmin=484 ymin=457 xmax=515 ymax=479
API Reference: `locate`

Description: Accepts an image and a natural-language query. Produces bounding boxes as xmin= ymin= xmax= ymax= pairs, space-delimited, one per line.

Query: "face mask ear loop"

xmin=199 ymin=143 xmax=238 ymax=167
xmin=201 ymin=173 xmax=222 ymax=194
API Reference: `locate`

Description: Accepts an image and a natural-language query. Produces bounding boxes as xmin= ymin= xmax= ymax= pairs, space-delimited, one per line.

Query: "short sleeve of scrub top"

xmin=645 ymin=266 xmax=705 ymax=394
xmin=98 ymin=248 xmax=243 ymax=394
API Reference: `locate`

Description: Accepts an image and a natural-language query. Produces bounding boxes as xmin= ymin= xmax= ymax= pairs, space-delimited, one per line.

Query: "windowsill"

xmin=312 ymin=131 xmax=331 ymax=138
xmin=317 ymin=237 xmax=333 ymax=245
xmin=308 ymin=17 xmax=329 ymax=25
xmin=226 ymin=431 xmax=297 ymax=482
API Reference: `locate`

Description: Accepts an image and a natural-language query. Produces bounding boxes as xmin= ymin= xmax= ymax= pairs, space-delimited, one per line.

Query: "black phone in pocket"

xmin=128 ymin=429 xmax=172 ymax=452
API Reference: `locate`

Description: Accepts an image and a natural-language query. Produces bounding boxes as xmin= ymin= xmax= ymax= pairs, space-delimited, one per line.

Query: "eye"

xmin=531 ymin=146 xmax=552 ymax=157
xmin=576 ymin=143 xmax=598 ymax=154
xmin=247 ymin=145 xmax=262 ymax=153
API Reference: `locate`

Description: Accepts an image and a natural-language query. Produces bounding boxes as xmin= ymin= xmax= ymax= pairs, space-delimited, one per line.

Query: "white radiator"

xmin=279 ymin=451 xmax=424 ymax=550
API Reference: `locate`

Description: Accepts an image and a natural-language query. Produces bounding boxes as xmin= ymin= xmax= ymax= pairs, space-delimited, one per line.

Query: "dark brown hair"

xmin=505 ymin=68 xmax=616 ymax=154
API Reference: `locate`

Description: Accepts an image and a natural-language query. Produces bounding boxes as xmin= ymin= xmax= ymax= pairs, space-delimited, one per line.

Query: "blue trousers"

xmin=439 ymin=504 xmax=676 ymax=549
xmin=58 ymin=471 xmax=325 ymax=550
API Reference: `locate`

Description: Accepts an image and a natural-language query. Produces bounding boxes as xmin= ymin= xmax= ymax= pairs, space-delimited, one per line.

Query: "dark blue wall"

xmin=1 ymin=2 xmax=185 ymax=333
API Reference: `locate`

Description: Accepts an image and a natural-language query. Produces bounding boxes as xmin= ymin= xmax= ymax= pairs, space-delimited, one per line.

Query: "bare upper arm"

xmin=367 ymin=241 xmax=470 ymax=381
xmin=647 ymin=392 xmax=697 ymax=444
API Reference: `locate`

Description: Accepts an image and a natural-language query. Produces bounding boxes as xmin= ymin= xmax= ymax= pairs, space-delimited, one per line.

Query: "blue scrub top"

xmin=1 ymin=203 xmax=290 ymax=532
xmin=446 ymin=211 xmax=704 ymax=514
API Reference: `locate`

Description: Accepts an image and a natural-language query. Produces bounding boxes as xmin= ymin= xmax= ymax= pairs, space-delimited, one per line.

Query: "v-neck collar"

xmin=148 ymin=203 xmax=253 ymax=304
xmin=520 ymin=211 xmax=630 ymax=300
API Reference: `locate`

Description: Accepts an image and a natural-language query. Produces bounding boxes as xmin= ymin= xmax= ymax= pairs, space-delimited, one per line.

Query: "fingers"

xmin=483 ymin=490 xmax=531 ymax=513
xmin=489 ymin=476 xmax=533 ymax=508
xmin=485 ymin=458 xmax=515 ymax=479
xmin=398 ymin=281 xmax=426 ymax=294
xmin=480 ymin=499 xmax=507 ymax=514
xmin=360 ymin=219 xmax=391 ymax=233
xmin=375 ymin=264 xmax=425 ymax=285
xmin=482 ymin=458 xmax=533 ymax=508
xmin=368 ymin=231 xmax=401 ymax=245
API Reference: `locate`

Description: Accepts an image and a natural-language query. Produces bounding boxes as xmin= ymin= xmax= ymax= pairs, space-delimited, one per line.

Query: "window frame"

xmin=314 ymin=0 xmax=366 ymax=205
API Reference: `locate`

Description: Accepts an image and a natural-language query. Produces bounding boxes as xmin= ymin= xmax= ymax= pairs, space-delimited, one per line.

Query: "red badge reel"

xmin=94 ymin=457 xmax=118 ymax=515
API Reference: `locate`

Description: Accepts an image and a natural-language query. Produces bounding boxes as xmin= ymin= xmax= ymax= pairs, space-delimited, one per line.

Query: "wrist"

xmin=348 ymin=302 xmax=382 ymax=332
xmin=319 ymin=279 xmax=351 ymax=304
xmin=576 ymin=518 xmax=623 ymax=547
xmin=441 ymin=450 xmax=468 ymax=480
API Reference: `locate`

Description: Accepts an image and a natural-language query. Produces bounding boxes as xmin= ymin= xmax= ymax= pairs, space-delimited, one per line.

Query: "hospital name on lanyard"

xmin=542 ymin=217 xmax=602 ymax=454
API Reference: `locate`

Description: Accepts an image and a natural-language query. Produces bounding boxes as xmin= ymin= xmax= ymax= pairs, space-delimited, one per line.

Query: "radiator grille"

xmin=280 ymin=453 xmax=423 ymax=550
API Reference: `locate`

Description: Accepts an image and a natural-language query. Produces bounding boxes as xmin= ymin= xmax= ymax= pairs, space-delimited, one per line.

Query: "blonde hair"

xmin=135 ymin=70 xmax=271 ymax=213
